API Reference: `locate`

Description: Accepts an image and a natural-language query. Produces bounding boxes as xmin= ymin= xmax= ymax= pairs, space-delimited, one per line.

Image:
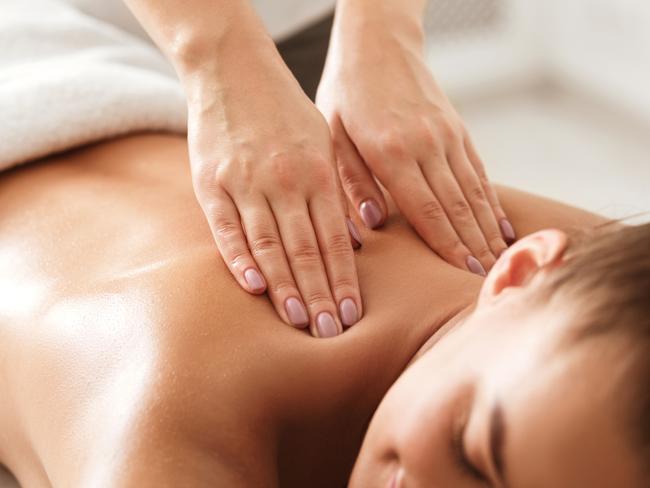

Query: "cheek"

xmin=355 ymin=320 xmax=495 ymax=485
xmin=375 ymin=332 xmax=491 ymax=483
xmin=391 ymin=387 xmax=466 ymax=483
xmin=372 ymin=359 xmax=474 ymax=484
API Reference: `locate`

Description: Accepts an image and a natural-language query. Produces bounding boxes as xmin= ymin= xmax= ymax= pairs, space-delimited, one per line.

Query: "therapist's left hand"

xmin=316 ymin=6 xmax=515 ymax=275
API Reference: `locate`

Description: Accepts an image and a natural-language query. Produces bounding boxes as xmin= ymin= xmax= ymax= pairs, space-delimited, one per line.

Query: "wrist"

xmin=180 ymin=40 xmax=302 ymax=116
xmin=173 ymin=21 xmax=276 ymax=82
xmin=334 ymin=0 xmax=426 ymax=52
xmin=178 ymin=33 xmax=296 ymax=112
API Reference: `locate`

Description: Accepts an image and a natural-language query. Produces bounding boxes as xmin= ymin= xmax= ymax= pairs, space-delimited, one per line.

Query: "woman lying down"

xmin=0 ymin=133 xmax=648 ymax=487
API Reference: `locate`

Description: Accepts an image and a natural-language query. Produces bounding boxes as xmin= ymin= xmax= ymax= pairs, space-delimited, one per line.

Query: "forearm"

xmin=122 ymin=0 xmax=280 ymax=82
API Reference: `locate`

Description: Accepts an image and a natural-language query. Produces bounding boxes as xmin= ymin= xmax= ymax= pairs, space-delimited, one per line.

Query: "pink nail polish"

xmin=285 ymin=297 xmax=309 ymax=328
xmin=359 ymin=199 xmax=383 ymax=229
xmin=500 ymin=219 xmax=516 ymax=244
xmin=317 ymin=312 xmax=339 ymax=338
xmin=466 ymin=256 xmax=487 ymax=277
xmin=339 ymin=298 xmax=359 ymax=326
xmin=346 ymin=218 xmax=363 ymax=248
xmin=244 ymin=268 xmax=266 ymax=292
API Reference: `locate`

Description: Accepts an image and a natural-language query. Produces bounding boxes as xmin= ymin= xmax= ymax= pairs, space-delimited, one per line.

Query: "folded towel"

xmin=0 ymin=0 xmax=187 ymax=172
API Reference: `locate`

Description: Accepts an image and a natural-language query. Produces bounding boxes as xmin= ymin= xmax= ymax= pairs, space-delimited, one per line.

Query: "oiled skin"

xmin=0 ymin=135 xmax=605 ymax=487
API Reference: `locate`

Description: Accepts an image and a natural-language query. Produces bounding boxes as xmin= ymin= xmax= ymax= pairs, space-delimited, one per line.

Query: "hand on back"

xmin=317 ymin=6 xmax=515 ymax=276
xmin=186 ymin=46 xmax=362 ymax=338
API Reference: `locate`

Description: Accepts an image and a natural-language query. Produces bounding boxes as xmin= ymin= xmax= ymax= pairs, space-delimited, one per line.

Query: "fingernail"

xmin=500 ymin=219 xmax=516 ymax=244
xmin=285 ymin=297 xmax=309 ymax=328
xmin=346 ymin=218 xmax=363 ymax=248
xmin=359 ymin=199 xmax=383 ymax=229
xmin=466 ymin=256 xmax=487 ymax=277
xmin=339 ymin=297 xmax=359 ymax=327
xmin=317 ymin=312 xmax=339 ymax=338
xmin=244 ymin=268 xmax=266 ymax=292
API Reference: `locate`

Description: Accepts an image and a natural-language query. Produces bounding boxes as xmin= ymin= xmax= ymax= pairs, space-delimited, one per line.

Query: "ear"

xmin=478 ymin=229 xmax=568 ymax=305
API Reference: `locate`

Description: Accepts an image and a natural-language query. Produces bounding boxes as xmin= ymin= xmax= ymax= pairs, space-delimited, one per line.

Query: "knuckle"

xmin=489 ymin=236 xmax=508 ymax=253
xmin=379 ymin=130 xmax=407 ymax=158
xmin=268 ymin=153 xmax=301 ymax=192
xmin=482 ymin=256 xmax=497 ymax=270
xmin=194 ymin=157 xmax=253 ymax=196
xmin=312 ymin=167 xmax=337 ymax=193
xmin=337 ymin=162 xmax=367 ymax=195
xmin=250 ymin=232 xmax=283 ymax=256
xmin=450 ymin=199 xmax=471 ymax=219
xmin=477 ymin=170 xmax=490 ymax=186
xmin=492 ymin=204 xmax=506 ymax=219
xmin=331 ymin=275 xmax=356 ymax=292
xmin=476 ymin=246 xmax=494 ymax=260
xmin=213 ymin=157 xmax=236 ymax=180
xmin=291 ymin=240 xmax=322 ymax=264
xmin=468 ymin=185 xmax=487 ymax=203
xmin=191 ymin=158 xmax=217 ymax=184
xmin=438 ymin=119 xmax=460 ymax=141
xmin=201 ymin=199 xmax=221 ymax=217
xmin=304 ymin=289 xmax=333 ymax=306
xmin=228 ymin=248 xmax=250 ymax=268
xmin=439 ymin=240 xmax=465 ymax=260
xmin=213 ymin=217 xmax=240 ymax=239
xmin=268 ymin=278 xmax=297 ymax=296
xmin=218 ymin=157 xmax=250 ymax=185
xmin=310 ymin=153 xmax=333 ymax=171
xmin=420 ymin=199 xmax=447 ymax=222
xmin=414 ymin=120 xmax=436 ymax=147
xmin=324 ymin=232 xmax=353 ymax=258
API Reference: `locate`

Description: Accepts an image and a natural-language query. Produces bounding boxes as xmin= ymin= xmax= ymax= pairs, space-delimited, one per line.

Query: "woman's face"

xmin=350 ymin=230 xmax=640 ymax=488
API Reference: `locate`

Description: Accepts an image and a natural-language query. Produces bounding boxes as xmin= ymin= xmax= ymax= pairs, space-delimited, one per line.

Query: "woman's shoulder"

xmin=495 ymin=185 xmax=609 ymax=237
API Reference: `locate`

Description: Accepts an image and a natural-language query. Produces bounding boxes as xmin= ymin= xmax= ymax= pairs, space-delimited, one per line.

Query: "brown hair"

xmin=539 ymin=223 xmax=650 ymax=477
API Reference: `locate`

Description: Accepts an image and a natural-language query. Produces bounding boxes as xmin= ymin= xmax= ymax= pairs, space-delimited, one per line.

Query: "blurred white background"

xmin=425 ymin=0 xmax=650 ymax=222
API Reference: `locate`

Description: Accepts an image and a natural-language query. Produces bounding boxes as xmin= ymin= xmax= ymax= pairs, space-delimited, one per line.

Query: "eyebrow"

xmin=489 ymin=401 xmax=509 ymax=488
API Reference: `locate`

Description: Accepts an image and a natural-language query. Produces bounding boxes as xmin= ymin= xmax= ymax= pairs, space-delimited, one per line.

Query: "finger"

xmin=384 ymin=163 xmax=478 ymax=273
xmin=310 ymin=194 xmax=363 ymax=328
xmin=330 ymin=116 xmax=387 ymax=230
xmin=328 ymin=131 xmax=363 ymax=250
xmin=239 ymin=197 xmax=309 ymax=329
xmin=447 ymin=142 xmax=508 ymax=261
xmin=419 ymin=157 xmax=496 ymax=272
xmin=272 ymin=198 xmax=342 ymax=338
xmin=201 ymin=189 xmax=267 ymax=295
xmin=464 ymin=135 xmax=516 ymax=244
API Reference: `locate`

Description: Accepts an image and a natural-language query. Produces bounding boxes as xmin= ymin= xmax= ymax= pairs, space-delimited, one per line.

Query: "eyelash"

xmin=452 ymin=418 xmax=488 ymax=483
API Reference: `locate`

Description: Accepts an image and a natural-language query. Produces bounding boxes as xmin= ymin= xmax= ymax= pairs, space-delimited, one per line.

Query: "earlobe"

xmin=478 ymin=229 xmax=568 ymax=304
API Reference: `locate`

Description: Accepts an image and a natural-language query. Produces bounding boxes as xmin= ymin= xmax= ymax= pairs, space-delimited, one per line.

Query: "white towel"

xmin=60 ymin=0 xmax=337 ymax=44
xmin=0 ymin=0 xmax=187 ymax=172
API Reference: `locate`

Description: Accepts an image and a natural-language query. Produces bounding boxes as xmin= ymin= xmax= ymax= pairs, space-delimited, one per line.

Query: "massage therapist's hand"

xmin=183 ymin=51 xmax=362 ymax=337
xmin=317 ymin=1 xmax=516 ymax=275
xmin=122 ymin=0 xmax=362 ymax=337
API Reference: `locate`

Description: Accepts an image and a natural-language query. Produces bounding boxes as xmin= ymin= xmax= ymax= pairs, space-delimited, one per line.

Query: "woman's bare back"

xmin=0 ymin=134 xmax=604 ymax=487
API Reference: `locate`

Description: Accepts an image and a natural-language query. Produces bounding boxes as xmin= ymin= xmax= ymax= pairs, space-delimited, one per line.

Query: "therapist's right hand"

xmin=183 ymin=46 xmax=362 ymax=339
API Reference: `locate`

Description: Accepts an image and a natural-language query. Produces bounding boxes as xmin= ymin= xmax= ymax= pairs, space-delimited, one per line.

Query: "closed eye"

xmin=452 ymin=415 xmax=488 ymax=483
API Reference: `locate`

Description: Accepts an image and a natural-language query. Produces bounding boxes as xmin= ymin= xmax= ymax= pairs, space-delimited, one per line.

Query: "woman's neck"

xmin=273 ymin=296 xmax=477 ymax=487
xmin=407 ymin=303 xmax=475 ymax=368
